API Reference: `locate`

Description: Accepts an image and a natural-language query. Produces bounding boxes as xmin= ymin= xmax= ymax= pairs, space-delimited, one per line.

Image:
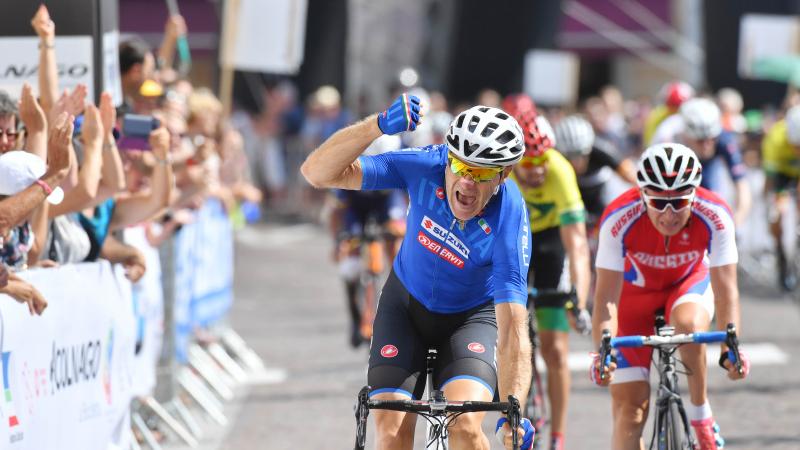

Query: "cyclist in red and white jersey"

xmin=590 ymin=143 xmax=750 ymax=450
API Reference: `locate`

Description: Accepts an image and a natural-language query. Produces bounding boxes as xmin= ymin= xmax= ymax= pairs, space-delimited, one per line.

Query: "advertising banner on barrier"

xmin=174 ymin=198 xmax=234 ymax=363
xmin=124 ymin=226 xmax=164 ymax=398
xmin=0 ymin=262 xmax=135 ymax=450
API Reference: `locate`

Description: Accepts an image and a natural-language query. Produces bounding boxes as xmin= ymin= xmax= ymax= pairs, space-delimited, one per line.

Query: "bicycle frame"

xmin=649 ymin=328 xmax=695 ymax=450
xmin=599 ymin=322 xmax=743 ymax=450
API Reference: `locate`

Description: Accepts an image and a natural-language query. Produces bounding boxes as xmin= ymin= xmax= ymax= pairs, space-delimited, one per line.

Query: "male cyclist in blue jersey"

xmin=302 ymin=94 xmax=536 ymax=450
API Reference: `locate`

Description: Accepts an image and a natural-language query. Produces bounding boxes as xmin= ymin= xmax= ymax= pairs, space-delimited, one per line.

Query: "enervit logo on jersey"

xmin=417 ymin=232 xmax=465 ymax=269
xmin=421 ymin=216 xmax=470 ymax=258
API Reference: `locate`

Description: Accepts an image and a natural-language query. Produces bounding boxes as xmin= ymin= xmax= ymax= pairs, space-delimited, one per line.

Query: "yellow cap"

xmin=140 ymin=79 xmax=164 ymax=98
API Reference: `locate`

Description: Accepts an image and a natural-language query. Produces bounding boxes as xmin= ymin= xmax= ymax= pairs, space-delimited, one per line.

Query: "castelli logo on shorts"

xmin=467 ymin=342 xmax=485 ymax=354
xmin=381 ymin=345 xmax=399 ymax=358
xmin=436 ymin=187 xmax=445 ymax=200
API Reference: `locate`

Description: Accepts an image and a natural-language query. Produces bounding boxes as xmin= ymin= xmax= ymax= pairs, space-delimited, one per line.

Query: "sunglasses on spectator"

xmin=0 ymin=130 xmax=18 ymax=139
xmin=641 ymin=191 xmax=695 ymax=212
xmin=518 ymin=155 xmax=547 ymax=169
xmin=447 ymin=155 xmax=503 ymax=182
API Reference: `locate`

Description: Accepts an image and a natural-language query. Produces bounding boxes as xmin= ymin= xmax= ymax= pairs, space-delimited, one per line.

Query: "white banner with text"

xmin=0 ymin=261 xmax=136 ymax=450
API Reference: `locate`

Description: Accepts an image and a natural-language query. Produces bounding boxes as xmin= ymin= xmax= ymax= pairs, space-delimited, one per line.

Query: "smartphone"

xmin=118 ymin=114 xmax=161 ymax=151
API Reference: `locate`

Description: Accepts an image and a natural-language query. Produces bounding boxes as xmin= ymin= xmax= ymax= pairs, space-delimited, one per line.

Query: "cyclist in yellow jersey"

xmin=762 ymin=104 xmax=800 ymax=290
xmin=642 ymin=81 xmax=695 ymax=146
xmin=506 ymin=98 xmax=592 ymax=450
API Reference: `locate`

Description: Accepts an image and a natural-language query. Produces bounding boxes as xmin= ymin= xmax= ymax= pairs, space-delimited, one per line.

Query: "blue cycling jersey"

xmin=700 ymin=131 xmax=746 ymax=191
xmin=358 ymin=144 xmax=532 ymax=314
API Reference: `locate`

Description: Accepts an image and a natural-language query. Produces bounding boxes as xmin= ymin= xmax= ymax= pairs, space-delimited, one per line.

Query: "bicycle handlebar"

xmin=367 ymin=399 xmax=515 ymax=413
xmin=361 ymin=392 xmax=522 ymax=449
xmin=598 ymin=323 xmax=744 ymax=377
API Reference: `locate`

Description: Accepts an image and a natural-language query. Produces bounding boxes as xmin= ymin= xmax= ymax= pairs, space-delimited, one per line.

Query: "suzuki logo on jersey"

xmin=417 ymin=232 xmax=465 ymax=269
xmin=467 ymin=342 xmax=486 ymax=354
xmin=421 ymin=216 xmax=470 ymax=258
xmin=631 ymin=250 xmax=701 ymax=269
xmin=380 ymin=345 xmax=398 ymax=358
xmin=436 ymin=187 xmax=445 ymax=200
xmin=694 ymin=202 xmax=726 ymax=231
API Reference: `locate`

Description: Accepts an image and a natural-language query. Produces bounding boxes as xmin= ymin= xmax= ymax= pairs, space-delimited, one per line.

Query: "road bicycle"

xmin=354 ymin=349 xmax=524 ymax=449
xmin=598 ymin=315 xmax=744 ymax=450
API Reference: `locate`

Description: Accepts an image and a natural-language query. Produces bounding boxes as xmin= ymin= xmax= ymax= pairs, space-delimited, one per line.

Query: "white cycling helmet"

xmin=785 ymin=105 xmax=800 ymax=146
xmin=554 ymin=115 xmax=595 ymax=157
xmin=637 ymin=143 xmax=702 ymax=191
xmin=680 ymin=98 xmax=722 ymax=140
xmin=446 ymin=105 xmax=525 ymax=167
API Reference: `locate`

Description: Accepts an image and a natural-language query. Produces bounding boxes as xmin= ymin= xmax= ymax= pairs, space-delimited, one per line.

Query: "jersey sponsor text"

xmin=421 ymin=216 xmax=470 ymax=258
xmin=417 ymin=231 xmax=465 ymax=269
xmin=631 ymin=250 xmax=701 ymax=269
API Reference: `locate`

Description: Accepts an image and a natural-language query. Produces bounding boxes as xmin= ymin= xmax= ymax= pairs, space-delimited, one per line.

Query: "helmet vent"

xmin=496 ymin=130 xmax=515 ymax=144
xmin=481 ymin=122 xmax=498 ymax=137
xmin=468 ymin=116 xmax=480 ymax=133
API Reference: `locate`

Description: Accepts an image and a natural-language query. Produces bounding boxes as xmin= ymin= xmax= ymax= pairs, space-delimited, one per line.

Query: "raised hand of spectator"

xmin=49 ymin=85 xmax=87 ymax=123
xmin=45 ymin=112 xmax=74 ymax=180
xmin=30 ymin=4 xmax=55 ymax=42
xmin=165 ymin=15 xmax=187 ymax=39
xmin=149 ymin=127 xmax=171 ymax=161
xmin=81 ymin=104 xmax=104 ymax=146
xmin=18 ymin=83 xmax=47 ymax=133
xmin=99 ymin=92 xmax=117 ymax=137
xmin=0 ymin=265 xmax=8 ymax=289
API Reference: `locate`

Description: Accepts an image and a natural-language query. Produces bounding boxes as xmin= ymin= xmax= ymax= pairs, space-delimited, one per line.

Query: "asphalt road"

xmin=205 ymin=222 xmax=800 ymax=450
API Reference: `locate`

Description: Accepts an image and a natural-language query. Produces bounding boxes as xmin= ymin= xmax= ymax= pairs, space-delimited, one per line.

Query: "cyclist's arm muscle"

xmin=495 ymin=302 xmax=532 ymax=404
xmin=591 ymin=268 xmax=623 ymax=348
xmin=300 ymin=114 xmax=382 ymax=189
xmin=559 ymin=222 xmax=591 ymax=310
xmin=710 ymin=264 xmax=741 ymax=341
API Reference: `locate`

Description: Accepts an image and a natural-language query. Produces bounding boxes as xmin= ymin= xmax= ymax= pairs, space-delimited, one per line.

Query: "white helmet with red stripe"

xmin=636 ymin=143 xmax=702 ymax=191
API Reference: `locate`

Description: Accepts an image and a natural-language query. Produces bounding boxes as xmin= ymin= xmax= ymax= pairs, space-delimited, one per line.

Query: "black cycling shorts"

xmin=529 ymin=227 xmax=570 ymax=306
xmin=367 ymin=270 xmax=498 ymax=400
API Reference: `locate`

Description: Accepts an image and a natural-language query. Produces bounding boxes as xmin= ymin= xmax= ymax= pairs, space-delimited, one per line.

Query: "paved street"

xmin=212 ymin=222 xmax=800 ymax=449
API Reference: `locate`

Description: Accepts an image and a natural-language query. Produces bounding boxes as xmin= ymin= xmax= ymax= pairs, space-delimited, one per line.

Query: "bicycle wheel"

xmin=660 ymin=400 xmax=692 ymax=450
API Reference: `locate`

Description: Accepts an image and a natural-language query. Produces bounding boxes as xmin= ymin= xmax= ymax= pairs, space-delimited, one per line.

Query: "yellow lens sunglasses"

xmin=448 ymin=155 xmax=503 ymax=182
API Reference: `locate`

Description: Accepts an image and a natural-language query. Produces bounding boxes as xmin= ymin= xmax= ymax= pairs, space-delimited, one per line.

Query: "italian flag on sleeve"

xmin=478 ymin=218 xmax=491 ymax=234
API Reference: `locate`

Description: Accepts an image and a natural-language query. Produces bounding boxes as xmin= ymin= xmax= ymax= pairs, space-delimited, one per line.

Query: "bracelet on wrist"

xmin=34 ymin=179 xmax=53 ymax=195
xmin=154 ymin=155 xmax=172 ymax=166
xmin=38 ymin=41 xmax=55 ymax=50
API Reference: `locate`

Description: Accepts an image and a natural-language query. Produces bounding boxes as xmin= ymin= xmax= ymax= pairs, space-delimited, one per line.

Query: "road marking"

xmin=533 ymin=343 xmax=790 ymax=373
xmin=235 ymin=224 xmax=318 ymax=249
xmin=246 ymin=367 xmax=289 ymax=386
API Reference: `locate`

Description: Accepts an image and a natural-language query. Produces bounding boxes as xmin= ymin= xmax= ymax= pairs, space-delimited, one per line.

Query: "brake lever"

xmin=508 ymin=395 xmax=521 ymax=449
xmin=725 ymin=323 xmax=744 ymax=375
xmin=599 ymin=329 xmax=612 ymax=380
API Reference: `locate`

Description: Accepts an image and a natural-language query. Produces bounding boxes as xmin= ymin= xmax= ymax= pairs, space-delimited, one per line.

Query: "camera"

xmin=118 ymin=114 xmax=161 ymax=150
